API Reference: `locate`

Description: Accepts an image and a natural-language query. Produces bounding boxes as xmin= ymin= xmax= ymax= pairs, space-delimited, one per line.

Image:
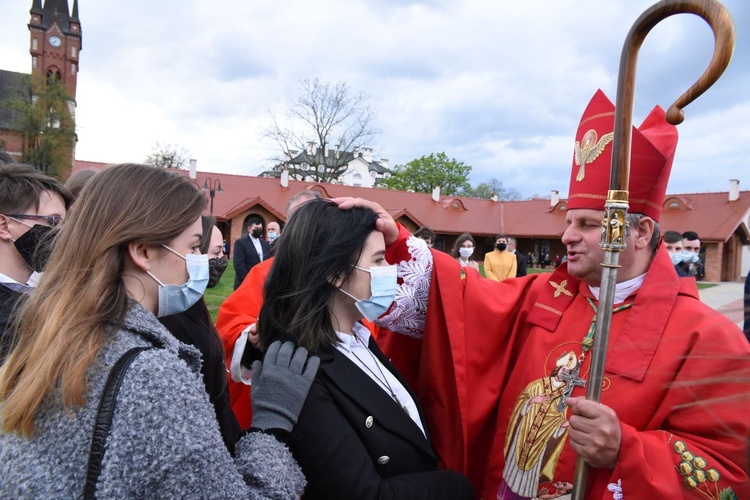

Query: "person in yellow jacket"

xmin=483 ymin=234 xmax=517 ymax=281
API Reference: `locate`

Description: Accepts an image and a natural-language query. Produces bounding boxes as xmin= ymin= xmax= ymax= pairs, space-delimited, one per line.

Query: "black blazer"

xmin=289 ymin=336 xmax=473 ymax=500
xmin=233 ymin=236 xmax=270 ymax=289
xmin=515 ymin=252 xmax=528 ymax=277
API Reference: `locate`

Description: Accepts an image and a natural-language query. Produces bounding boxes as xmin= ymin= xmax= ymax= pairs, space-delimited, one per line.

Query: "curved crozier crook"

xmin=609 ymin=0 xmax=735 ymax=192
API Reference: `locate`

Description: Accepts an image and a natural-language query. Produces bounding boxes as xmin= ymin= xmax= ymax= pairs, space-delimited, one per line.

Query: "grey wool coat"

xmin=0 ymin=302 xmax=305 ymax=499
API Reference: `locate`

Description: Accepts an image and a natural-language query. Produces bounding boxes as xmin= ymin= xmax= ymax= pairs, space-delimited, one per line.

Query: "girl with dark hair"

xmin=258 ymin=198 xmax=473 ymax=499
xmin=450 ymin=232 xmax=479 ymax=270
xmin=0 ymin=163 xmax=317 ymax=498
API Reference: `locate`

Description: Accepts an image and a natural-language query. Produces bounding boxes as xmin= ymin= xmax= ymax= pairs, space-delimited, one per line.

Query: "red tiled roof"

xmin=72 ymin=161 xmax=750 ymax=243
xmin=660 ymin=191 xmax=750 ymax=243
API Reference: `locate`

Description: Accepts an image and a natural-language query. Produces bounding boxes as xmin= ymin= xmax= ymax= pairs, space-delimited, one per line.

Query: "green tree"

xmin=262 ymin=78 xmax=379 ymax=183
xmin=6 ymin=76 xmax=76 ymax=178
xmin=380 ymin=152 xmax=471 ymax=196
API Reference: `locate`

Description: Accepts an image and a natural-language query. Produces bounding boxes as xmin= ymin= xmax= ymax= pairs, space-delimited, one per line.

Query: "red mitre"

xmin=566 ymin=89 xmax=678 ymax=222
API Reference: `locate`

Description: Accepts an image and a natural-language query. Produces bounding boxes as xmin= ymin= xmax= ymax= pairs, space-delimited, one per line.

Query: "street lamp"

xmin=202 ymin=177 xmax=223 ymax=214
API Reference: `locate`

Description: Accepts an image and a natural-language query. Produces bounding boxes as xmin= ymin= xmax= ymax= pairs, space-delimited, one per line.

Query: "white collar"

xmin=335 ymin=322 xmax=371 ymax=351
xmin=0 ymin=270 xmax=42 ymax=293
xmin=588 ymin=273 xmax=646 ymax=303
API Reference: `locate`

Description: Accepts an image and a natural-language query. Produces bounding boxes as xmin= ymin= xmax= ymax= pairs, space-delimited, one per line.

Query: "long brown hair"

xmin=0 ymin=164 xmax=205 ymax=435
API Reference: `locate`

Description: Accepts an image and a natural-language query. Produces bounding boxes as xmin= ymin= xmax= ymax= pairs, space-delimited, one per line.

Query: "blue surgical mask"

xmin=681 ymin=251 xmax=699 ymax=264
xmin=339 ymin=264 xmax=398 ymax=322
xmin=147 ymin=245 xmax=209 ymax=317
xmin=669 ymin=252 xmax=683 ymax=266
xmin=268 ymin=231 xmax=279 ymax=241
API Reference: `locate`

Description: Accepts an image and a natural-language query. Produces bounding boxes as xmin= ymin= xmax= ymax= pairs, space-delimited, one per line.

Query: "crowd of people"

xmin=0 ymin=88 xmax=748 ymax=499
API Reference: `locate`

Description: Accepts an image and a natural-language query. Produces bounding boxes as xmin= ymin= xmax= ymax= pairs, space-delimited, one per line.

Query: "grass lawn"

xmin=204 ymin=261 xmax=236 ymax=322
xmin=697 ymin=282 xmax=718 ymax=290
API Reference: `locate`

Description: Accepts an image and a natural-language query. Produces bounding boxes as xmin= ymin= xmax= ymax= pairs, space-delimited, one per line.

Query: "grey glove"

xmin=250 ymin=341 xmax=320 ymax=432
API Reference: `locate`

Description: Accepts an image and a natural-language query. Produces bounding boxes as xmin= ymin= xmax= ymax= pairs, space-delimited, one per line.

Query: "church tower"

xmin=28 ymin=0 xmax=82 ymax=101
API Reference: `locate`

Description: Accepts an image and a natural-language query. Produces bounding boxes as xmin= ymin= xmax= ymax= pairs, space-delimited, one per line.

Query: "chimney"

xmin=335 ymin=144 xmax=340 ymax=159
xmin=189 ymin=159 xmax=197 ymax=180
xmin=432 ymin=185 xmax=441 ymax=202
xmin=362 ymin=147 xmax=373 ymax=163
xmin=550 ymin=189 xmax=559 ymax=206
xmin=380 ymin=158 xmax=389 ymax=168
xmin=729 ymin=179 xmax=740 ymax=201
xmin=281 ymin=169 xmax=289 ymax=188
xmin=307 ymin=141 xmax=314 ymax=155
xmin=324 ymin=143 xmax=329 ymax=157
xmin=490 ymin=194 xmax=499 ymax=202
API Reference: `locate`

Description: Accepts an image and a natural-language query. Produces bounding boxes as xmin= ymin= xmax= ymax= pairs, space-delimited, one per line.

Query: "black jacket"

xmin=289 ymin=336 xmax=473 ymax=500
xmin=0 ymin=285 xmax=26 ymax=364
xmin=515 ymin=252 xmax=528 ymax=277
xmin=233 ymin=236 xmax=270 ymax=290
xmin=159 ymin=299 xmax=241 ymax=454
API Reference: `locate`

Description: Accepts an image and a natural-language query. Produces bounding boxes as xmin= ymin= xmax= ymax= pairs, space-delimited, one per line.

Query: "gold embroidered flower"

xmin=693 ymin=456 xmax=707 ymax=469
xmin=683 ymin=476 xmax=698 ymax=489
xmin=678 ymin=461 xmax=693 ymax=476
xmin=706 ymin=468 xmax=720 ymax=482
xmin=674 ymin=440 xmax=686 ymax=453
xmin=681 ymin=450 xmax=695 ymax=462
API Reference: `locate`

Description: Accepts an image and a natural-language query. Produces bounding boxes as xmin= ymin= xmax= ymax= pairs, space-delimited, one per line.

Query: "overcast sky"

xmin=1 ymin=0 xmax=748 ymax=198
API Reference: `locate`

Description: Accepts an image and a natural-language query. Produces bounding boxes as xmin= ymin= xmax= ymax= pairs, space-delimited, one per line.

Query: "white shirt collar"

xmin=588 ymin=273 xmax=646 ymax=303
xmin=0 ymin=270 xmax=42 ymax=293
xmin=335 ymin=322 xmax=371 ymax=352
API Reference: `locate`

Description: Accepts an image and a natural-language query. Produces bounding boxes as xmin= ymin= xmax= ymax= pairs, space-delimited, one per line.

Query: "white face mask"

xmin=459 ymin=247 xmax=474 ymax=259
xmin=339 ymin=264 xmax=398 ymax=322
xmin=146 ymin=245 xmax=209 ymax=317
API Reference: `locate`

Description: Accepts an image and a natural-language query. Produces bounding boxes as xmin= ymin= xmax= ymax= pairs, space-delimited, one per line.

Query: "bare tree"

xmin=262 ymin=78 xmax=379 ymax=183
xmin=144 ymin=142 xmax=190 ymax=169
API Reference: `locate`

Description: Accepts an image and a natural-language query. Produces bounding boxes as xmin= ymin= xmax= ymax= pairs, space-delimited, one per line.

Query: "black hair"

xmin=246 ymin=214 xmax=264 ymax=228
xmin=414 ymin=226 xmax=435 ymax=242
xmin=258 ymin=198 xmax=378 ymax=353
xmin=682 ymin=231 xmax=699 ymax=241
xmin=663 ymin=230 xmax=683 ymax=244
xmin=199 ymin=214 xmax=217 ymax=254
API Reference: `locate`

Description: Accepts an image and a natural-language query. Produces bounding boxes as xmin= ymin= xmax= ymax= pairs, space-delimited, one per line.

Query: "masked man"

xmin=0 ymin=164 xmax=72 ymax=361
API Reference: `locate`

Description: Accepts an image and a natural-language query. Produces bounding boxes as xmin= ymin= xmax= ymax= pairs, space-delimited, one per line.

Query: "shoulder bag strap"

xmin=83 ymin=346 xmax=152 ymax=500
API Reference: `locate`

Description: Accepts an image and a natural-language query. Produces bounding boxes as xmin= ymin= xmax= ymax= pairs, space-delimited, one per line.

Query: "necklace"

xmin=350 ymin=334 xmax=410 ymax=415
xmin=555 ymin=298 xmax=634 ymax=411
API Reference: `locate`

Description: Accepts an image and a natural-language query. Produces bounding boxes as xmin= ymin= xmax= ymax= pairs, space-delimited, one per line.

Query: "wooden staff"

xmin=571 ymin=1 xmax=734 ymax=498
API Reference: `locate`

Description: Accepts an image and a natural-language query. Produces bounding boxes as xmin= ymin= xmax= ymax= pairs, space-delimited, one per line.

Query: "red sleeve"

xmin=215 ymin=257 xmax=274 ymax=429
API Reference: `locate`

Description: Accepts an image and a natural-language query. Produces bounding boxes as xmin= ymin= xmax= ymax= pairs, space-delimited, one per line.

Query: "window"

xmin=71 ymin=46 xmax=77 ymax=57
xmin=318 ymin=164 xmax=325 ymax=172
xmin=301 ymin=163 xmax=308 ymax=171
xmin=32 ymin=57 xmax=37 ymax=69
xmin=32 ymin=39 xmax=38 ymax=50
xmin=71 ymin=64 xmax=76 ymax=75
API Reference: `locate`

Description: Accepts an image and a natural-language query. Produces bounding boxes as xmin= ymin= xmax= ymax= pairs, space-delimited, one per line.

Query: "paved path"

xmin=698 ymin=282 xmax=744 ymax=329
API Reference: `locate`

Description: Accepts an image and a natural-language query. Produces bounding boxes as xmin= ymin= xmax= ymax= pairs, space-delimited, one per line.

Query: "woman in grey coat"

xmin=0 ymin=163 xmax=318 ymax=499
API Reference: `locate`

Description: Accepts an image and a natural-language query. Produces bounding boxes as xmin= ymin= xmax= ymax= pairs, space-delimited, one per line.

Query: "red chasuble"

xmin=381 ymin=226 xmax=750 ymax=500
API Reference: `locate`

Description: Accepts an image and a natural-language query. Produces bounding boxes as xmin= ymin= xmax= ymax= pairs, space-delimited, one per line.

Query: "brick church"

xmin=0 ymin=0 xmax=81 ymax=176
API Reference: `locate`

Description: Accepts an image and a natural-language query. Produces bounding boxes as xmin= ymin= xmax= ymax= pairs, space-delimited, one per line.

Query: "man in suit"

xmin=232 ymin=214 xmax=270 ymax=290
xmin=507 ymin=237 xmax=527 ymax=277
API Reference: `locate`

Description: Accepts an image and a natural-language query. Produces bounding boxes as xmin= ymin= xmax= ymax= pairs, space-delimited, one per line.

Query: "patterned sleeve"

xmin=376 ymin=233 xmax=433 ymax=339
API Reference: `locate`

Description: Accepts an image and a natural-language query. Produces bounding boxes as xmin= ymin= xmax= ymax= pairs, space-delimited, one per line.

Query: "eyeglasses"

xmin=7 ymin=214 xmax=64 ymax=228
